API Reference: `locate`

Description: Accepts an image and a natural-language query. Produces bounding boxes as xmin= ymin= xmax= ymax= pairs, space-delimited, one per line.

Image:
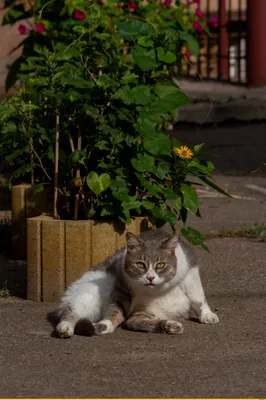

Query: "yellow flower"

xmin=173 ymin=146 xmax=194 ymax=159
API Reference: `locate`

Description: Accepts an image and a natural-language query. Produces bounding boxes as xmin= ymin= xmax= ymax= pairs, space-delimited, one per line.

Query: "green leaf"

xmin=5 ymin=56 xmax=23 ymax=92
xmin=136 ymin=173 xmax=162 ymax=197
xmin=152 ymin=206 xmax=177 ymax=225
xmin=95 ymin=32 xmax=111 ymax=40
xmin=29 ymin=183 xmax=44 ymax=195
xmin=9 ymin=162 xmax=34 ymax=182
xmin=115 ymin=86 xmax=132 ymax=105
xmin=156 ymin=47 xmax=177 ymax=63
xmin=131 ymin=85 xmax=151 ymax=105
xmin=136 ymin=118 xmax=156 ymax=135
xmin=122 ymin=197 xmax=142 ymax=211
xmin=100 ymin=203 xmax=115 ymax=217
xmin=132 ymin=46 xmax=160 ymax=71
xmin=169 ymin=197 xmax=182 ymax=212
xmin=181 ymin=184 xmax=198 ymax=214
xmin=143 ymin=131 xmax=171 ymax=156
xmin=96 ymin=75 xmax=114 ymax=89
xmin=69 ymin=150 xmax=83 ymax=165
xmin=193 ymin=143 xmax=205 ymax=154
xmin=119 ymin=20 xmax=150 ymax=40
xmin=86 ymin=172 xmax=111 ymax=196
xmin=148 ymin=84 xmax=191 ymax=114
xmin=95 ymin=140 xmax=109 ymax=150
xmin=131 ymin=154 xmax=155 ymax=172
xmin=137 ymin=36 xmax=154 ymax=47
xmin=187 ymin=159 xmax=214 ymax=175
xmin=164 ymin=189 xmax=179 ymax=200
xmin=181 ymin=226 xmax=209 ymax=252
xmin=110 ymin=177 xmax=129 ymax=196
xmin=54 ymin=73 xmax=95 ymax=89
xmin=179 ymin=31 xmax=200 ymax=57
xmin=121 ymin=71 xmax=139 ymax=84
xmin=200 ymin=176 xmax=232 ymax=198
xmin=0 ymin=105 xmax=13 ymax=119
xmin=86 ymin=106 xmax=100 ymax=118
xmin=156 ymin=164 xmax=169 ymax=179
xmin=154 ymin=83 xmax=190 ymax=103
xmin=142 ymin=200 xmax=155 ymax=210
xmin=56 ymin=42 xmax=81 ymax=58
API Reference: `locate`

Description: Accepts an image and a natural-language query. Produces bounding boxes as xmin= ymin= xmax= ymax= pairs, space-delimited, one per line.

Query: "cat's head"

xmin=124 ymin=232 xmax=178 ymax=290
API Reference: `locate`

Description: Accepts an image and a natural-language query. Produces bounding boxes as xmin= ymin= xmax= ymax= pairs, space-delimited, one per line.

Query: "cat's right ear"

xmin=126 ymin=232 xmax=144 ymax=252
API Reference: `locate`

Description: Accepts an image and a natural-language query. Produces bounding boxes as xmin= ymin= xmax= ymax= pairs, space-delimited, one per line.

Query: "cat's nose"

xmin=147 ymin=276 xmax=155 ymax=282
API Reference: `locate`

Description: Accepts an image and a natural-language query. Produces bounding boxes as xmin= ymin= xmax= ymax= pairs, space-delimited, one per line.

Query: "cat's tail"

xmin=47 ymin=308 xmax=95 ymax=338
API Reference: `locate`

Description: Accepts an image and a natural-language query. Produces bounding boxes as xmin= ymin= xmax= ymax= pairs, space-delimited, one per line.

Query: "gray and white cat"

xmin=49 ymin=229 xmax=219 ymax=338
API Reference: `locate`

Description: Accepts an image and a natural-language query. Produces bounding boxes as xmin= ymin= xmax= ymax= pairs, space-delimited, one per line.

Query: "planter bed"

xmin=27 ymin=215 xmax=153 ymax=302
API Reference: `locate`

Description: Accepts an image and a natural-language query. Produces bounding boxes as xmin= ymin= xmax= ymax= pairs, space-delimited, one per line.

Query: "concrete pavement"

xmin=178 ymin=79 xmax=266 ymax=124
xmin=0 ymin=237 xmax=265 ymax=398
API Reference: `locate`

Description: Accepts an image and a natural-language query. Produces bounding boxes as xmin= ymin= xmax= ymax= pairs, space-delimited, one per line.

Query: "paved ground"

xmin=0 ymin=237 xmax=265 ymax=398
xmin=178 ymin=79 xmax=266 ymax=123
xmin=174 ymin=121 xmax=266 ymax=176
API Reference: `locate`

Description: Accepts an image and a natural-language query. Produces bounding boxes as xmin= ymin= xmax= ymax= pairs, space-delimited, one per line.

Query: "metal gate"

xmin=183 ymin=0 xmax=247 ymax=84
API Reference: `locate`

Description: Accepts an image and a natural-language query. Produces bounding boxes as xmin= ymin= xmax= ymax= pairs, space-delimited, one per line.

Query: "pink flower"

xmin=185 ymin=50 xmax=191 ymax=59
xmin=36 ymin=22 xmax=45 ymax=33
xmin=127 ymin=0 xmax=138 ymax=9
xmin=73 ymin=10 xmax=86 ymax=20
xmin=210 ymin=15 xmax=219 ymax=28
xmin=18 ymin=24 xmax=27 ymax=35
xmin=164 ymin=0 xmax=171 ymax=7
xmin=195 ymin=7 xmax=204 ymax=18
xmin=193 ymin=19 xmax=203 ymax=32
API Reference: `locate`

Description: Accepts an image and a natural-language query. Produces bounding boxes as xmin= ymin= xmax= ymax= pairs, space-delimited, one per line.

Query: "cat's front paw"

xmin=94 ymin=319 xmax=114 ymax=335
xmin=162 ymin=320 xmax=184 ymax=335
xmin=56 ymin=321 xmax=74 ymax=338
xmin=199 ymin=311 xmax=219 ymax=324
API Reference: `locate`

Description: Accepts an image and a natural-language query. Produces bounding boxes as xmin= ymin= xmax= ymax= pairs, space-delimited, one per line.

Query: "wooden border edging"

xmin=27 ymin=215 xmax=153 ymax=302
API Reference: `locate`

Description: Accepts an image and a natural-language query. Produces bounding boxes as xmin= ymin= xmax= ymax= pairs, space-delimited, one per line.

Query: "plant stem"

xmin=44 ymin=97 xmax=48 ymax=116
xmin=30 ymin=139 xmax=35 ymax=186
xmin=69 ymin=135 xmax=75 ymax=152
xmin=30 ymin=144 xmax=51 ymax=181
xmin=80 ymin=55 xmax=97 ymax=82
xmin=53 ymin=114 xmax=60 ymax=219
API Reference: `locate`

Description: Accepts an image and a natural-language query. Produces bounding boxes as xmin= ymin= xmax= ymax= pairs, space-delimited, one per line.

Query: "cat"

xmin=48 ymin=229 xmax=219 ymax=338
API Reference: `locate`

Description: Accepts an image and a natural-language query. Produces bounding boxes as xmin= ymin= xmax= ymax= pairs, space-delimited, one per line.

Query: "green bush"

xmin=2 ymin=0 xmax=207 ymax=91
xmin=0 ymin=2 xmax=225 ymax=250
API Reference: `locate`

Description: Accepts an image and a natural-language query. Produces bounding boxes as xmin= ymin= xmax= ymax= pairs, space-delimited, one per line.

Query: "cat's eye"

xmin=136 ymin=262 xmax=146 ymax=269
xmin=156 ymin=262 xmax=165 ymax=269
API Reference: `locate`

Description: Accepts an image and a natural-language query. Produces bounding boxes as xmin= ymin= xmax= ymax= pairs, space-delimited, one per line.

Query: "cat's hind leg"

xmin=123 ymin=311 xmax=184 ymax=335
xmin=56 ymin=307 xmax=80 ymax=338
xmin=181 ymin=266 xmax=219 ymax=324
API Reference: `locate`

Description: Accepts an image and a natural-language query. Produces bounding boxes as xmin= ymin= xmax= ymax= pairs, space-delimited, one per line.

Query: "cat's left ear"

xmin=160 ymin=235 xmax=179 ymax=252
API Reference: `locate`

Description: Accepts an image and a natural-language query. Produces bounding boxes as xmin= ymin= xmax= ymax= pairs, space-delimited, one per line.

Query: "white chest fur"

xmin=130 ymin=284 xmax=191 ymax=320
